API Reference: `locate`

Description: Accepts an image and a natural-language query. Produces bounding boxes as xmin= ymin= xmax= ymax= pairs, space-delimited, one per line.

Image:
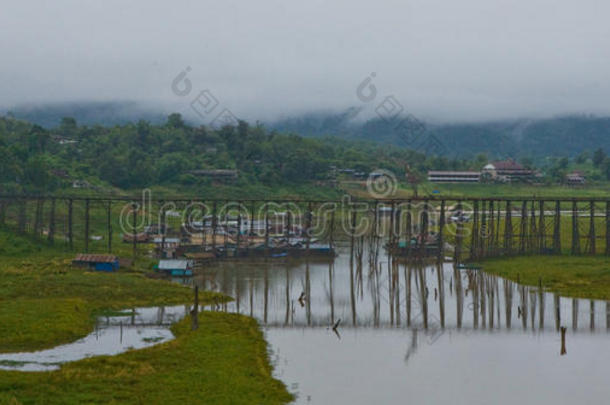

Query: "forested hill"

xmin=271 ymin=113 xmax=610 ymax=159
xmin=0 ymin=114 xmax=462 ymax=194
xmin=4 ymin=101 xmax=609 ymax=159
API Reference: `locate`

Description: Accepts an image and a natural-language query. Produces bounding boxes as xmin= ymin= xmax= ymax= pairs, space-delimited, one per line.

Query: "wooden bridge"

xmin=0 ymin=194 xmax=608 ymax=260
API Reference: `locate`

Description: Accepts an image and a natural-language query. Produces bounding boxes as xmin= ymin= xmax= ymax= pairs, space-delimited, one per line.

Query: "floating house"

xmin=72 ymin=254 xmax=120 ymax=272
xmin=157 ymin=259 xmax=193 ymax=277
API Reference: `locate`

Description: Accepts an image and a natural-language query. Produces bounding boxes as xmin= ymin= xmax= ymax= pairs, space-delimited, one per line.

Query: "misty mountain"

xmin=271 ymin=112 xmax=610 ymax=159
xmin=2 ymin=101 xmax=168 ymax=128
xmin=4 ymin=101 xmax=609 ymax=159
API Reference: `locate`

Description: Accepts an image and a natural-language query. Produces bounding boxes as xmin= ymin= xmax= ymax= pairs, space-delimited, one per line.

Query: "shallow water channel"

xmin=193 ymin=245 xmax=610 ymax=404
xmin=0 ymin=306 xmax=190 ymax=371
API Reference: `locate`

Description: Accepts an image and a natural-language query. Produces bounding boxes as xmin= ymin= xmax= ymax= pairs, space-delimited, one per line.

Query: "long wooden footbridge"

xmin=0 ymin=194 xmax=608 ymax=260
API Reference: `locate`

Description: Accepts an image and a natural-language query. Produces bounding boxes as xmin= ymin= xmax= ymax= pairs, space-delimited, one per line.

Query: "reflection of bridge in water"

xmin=193 ymin=246 xmax=610 ymax=336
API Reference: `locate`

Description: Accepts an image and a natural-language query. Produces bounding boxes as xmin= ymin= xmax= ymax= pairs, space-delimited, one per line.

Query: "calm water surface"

xmin=196 ymin=244 xmax=610 ymax=404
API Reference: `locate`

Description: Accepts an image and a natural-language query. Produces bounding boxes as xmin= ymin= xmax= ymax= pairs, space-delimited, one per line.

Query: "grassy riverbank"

xmin=481 ymin=255 xmax=610 ymax=300
xmin=0 ymin=313 xmax=293 ymax=405
xmin=0 ymin=230 xmax=292 ymax=404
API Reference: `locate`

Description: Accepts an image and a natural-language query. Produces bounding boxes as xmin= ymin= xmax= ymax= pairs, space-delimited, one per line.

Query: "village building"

xmin=566 ymin=171 xmax=586 ymax=185
xmin=187 ymin=169 xmax=238 ymax=180
xmin=72 ymin=254 xmax=120 ymax=272
xmin=482 ymin=160 xmax=533 ymax=182
xmin=427 ymin=171 xmax=481 ymax=183
xmin=157 ymin=259 xmax=193 ymax=277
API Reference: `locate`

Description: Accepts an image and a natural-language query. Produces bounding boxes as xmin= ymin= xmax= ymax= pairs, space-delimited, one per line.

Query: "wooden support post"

xmin=606 ymin=201 xmax=610 ymax=256
xmin=286 ymin=209 xmax=292 ymax=246
xmin=264 ymin=203 xmax=269 ymax=251
xmin=519 ymin=200 xmax=527 ymax=254
xmin=0 ymin=199 xmax=5 ymax=226
xmin=34 ymin=198 xmax=43 ymax=237
xmin=588 ymin=201 xmax=596 ymax=255
xmin=553 ymin=201 xmax=561 ymax=254
xmin=572 ymin=201 xmax=581 ymax=255
xmin=470 ymin=200 xmax=479 ymax=259
xmin=485 ymin=200 xmax=496 ymax=256
xmin=306 ymin=202 xmax=313 ymax=255
xmin=438 ymin=200 xmax=445 ymax=260
xmin=350 ymin=209 xmax=357 ymax=257
xmin=18 ymin=198 xmax=26 ymax=234
xmin=480 ymin=200 xmax=487 ymax=258
xmin=191 ymin=286 xmax=199 ymax=331
xmin=212 ymin=201 xmax=218 ymax=252
xmin=48 ymin=198 xmax=56 ymax=244
xmin=132 ymin=202 xmax=137 ymax=260
xmin=538 ymin=201 xmax=545 ymax=253
xmin=236 ymin=201 xmax=242 ymax=256
xmin=107 ymin=201 xmax=113 ymax=253
xmin=68 ymin=199 xmax=73 ymax=250
xmin=529 ymin=201 xmax=536 ymax=253
xmin=454 ymin=201 xmax=463 ymax=261
xmin=84 ymin=199 xmax=90 ymax=252
xmin=329 ymin=208 xmax=336 ymax=249
xmin=223 ymin=200 xmax=229 ymax=251
xmin=389 ymin=202 xmax=395 ymax=246
xmin=504 ymin=201 xmax=512 ymax=255
xmin=249 ymin=202 xmax=255 ymax=237
xmin=160 ymin=202 xmax=166 ymax=258
xmin=420 ymin=199 xmax=429 ymax=257
xmin=406 ymin=200 xmax=412 ymax=257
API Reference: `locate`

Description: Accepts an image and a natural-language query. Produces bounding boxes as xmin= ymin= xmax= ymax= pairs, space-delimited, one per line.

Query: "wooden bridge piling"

xmin=84 ymin=199 xmax=90 ymax=252
xmin=48 ymin=198 xmax=56 ymax=244
xmin=588 ymin=201 xmax=596 ymax=255
xmin=553 ymin=201 xmax=561 ymax=254
xmin=504 ymin=201 xmax=513 ymax=255
xmin=572 ymin=201 xmax=581 ymax=255
xmin=67 ymin=199 xmax=73 ymax=250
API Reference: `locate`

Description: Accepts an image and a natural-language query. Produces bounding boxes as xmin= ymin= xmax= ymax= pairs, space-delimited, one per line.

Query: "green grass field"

xmin=0 ymin=230 xmax=292 ymax=404
xmin=480 ymin=255 xmax=610 ymax=300
xmin=0 ymin=313 xmax=293 ymax=405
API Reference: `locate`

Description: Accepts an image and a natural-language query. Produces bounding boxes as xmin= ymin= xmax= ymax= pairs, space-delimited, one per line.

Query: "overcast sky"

xmin=1 ymin=0 xmax=610 ymax=122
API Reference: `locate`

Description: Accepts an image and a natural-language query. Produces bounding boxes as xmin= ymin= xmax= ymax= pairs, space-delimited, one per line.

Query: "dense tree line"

xmin=0 ymin=114 xmax=480 ymax=193
xmin=1 ymin=114 xmax=607 ymax=194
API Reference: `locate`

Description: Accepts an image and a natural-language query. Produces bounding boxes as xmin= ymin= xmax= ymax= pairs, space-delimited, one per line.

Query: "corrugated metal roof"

xmin=428 ymin=171 xmax=481 ymax=176
xmin=74 ymin=254 xmax=118 ymax=263
xmin=158 ymin=259 xmax=189 ymax=270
